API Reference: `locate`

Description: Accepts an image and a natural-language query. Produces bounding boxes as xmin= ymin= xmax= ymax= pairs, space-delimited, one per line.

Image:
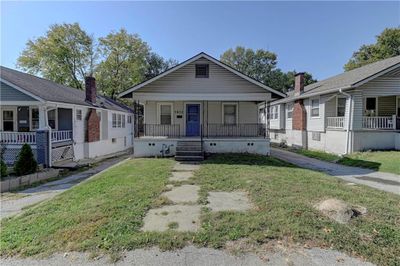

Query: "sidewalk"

xmin=271 ymin=148 xmax=400 ymax=195
xmin=1 ymin=155 xmax=129 ymax=219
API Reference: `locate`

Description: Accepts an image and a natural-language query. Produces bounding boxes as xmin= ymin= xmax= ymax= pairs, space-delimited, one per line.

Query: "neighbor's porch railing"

xmin=143 ymin=124 xmax=181 ymax=137
xmin=203 ymin=123 xmax=266 ymax=138
xmin=0 ymin=131 xmax=36 ymax=144
xmin=362 ymin=116 xmax=396 ymax=130
xmin=326 ymin=117 xmax=345 ymax=129
xmin=51 ymin=130 xmax=73 ymax=143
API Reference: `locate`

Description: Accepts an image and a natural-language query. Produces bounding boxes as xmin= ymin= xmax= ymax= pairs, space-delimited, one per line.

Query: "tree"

xmin=17 ymin=23 xmax=95 ymax=90
xmin=220 ymin=46 xmax=316 ymax=92
xmin=344 ymin=27 xmax=400 ymax=71
xmin=144 ymin=52 xmax=178 ymax=80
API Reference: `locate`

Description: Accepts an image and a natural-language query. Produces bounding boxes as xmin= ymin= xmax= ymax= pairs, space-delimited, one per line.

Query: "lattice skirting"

xmin=2 ymin=145 xmax=37 ymax=166
xmin=51 ymin=145 xmax=74 ymax=162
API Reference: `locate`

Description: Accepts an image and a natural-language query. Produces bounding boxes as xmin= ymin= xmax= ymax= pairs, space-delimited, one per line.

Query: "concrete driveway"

xmin=271 ymin=148 xmax=400 ymax=195
xmin=0 ymin=156 xmax=128 ymax=219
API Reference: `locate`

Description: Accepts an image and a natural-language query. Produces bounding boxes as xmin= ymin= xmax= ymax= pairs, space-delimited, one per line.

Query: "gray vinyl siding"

xmin=0 ymin=82 xmax=37 ymax=101
xmin=135 ymin=58 xmax=268 ymax=94
xmin=377 ymin=96 xmax=397 ymax=116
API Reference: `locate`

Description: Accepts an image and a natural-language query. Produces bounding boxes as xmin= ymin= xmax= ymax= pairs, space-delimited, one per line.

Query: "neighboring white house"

xmin=267 ymin=56 xmax=400 ymax=155
xmin=0 ymin=66 xmax=134 ymax=166
xmin=119 ymin=52 xmax=285 ymax=160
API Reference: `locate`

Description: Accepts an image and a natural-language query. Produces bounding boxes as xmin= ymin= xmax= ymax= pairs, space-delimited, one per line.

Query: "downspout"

xmin=339 ymin=89 xmax=352 ymax=155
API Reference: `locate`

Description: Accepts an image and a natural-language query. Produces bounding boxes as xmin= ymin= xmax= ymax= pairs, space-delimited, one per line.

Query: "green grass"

xmin=1 ymin=155 xmax=399 ymax=265
xmin=282 ymin=146 xmax=400 ymax=175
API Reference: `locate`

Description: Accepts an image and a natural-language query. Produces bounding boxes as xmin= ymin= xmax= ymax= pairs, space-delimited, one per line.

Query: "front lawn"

xmin=283 ymin=146 xmax=400 ymax=175
xmin=1 ymin=155 xmax=399 ymax=265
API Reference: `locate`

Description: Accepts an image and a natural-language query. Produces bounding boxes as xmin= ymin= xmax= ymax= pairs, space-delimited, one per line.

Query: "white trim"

xmin=310 ymin=97 xmax=320 ymax=119
xmin=132 ymin=92 xmax=271 ymax=102
xmin=157 ymin=102 xmax=174 ymax=125
xmin=118 ymin=52 xmax=285 ymax=98
xmin=0 ymin=101 xmax=42 ymax=106
xmin=222 ymin=102 xmax=239 ymax=124
xmin=0 ymin=78 xmax=45 ymax=102
xmin=184 ymin=102 xmax=203 ymax=136
xmin=352 ymin=63 xmax=400 ymax=87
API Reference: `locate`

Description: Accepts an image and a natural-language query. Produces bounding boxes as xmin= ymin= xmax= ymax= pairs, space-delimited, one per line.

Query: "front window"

xmin=287 ymin=103 xmax=293 ymax=119
xmin=48 ymin=109 xmax=56 ymax=129
xmin=2 ymin=110 xmax=14 ymax=131
xmin=337 ymin=97 xmax=346 ymax=117
xmin=311 ymin=98 xmax=320 ymax=117
xmin=365 ymin=97 xmax=377 ymax=116
xmin=223 ymin=104 xmax=237 ymax=124
xmin=160 ymin=104 xmax=172 ymax=125
xmin=31 ymin=108 xmax=39 ymax=130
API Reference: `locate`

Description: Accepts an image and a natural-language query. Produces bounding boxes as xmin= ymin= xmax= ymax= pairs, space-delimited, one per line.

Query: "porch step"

xmin=175 ymin=140 xmax=204 ymax=161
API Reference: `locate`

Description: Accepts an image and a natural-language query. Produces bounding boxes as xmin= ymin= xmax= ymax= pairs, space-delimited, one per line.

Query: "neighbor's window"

xmin=311 ymin=98 xmax=320 ymax=117
xmin=287 ymin=103 xmax=293 ymax=119
xmin=160 ymin=104 xmax=172 ymax=125
xmin=31 ymin=108 xmax=39 ymax=130
xmin=112 ymin=113 xmax=117 ymax=128
xmin=223 ymin=104 xmax=237 ymax=124
xmin=127 ymin=115 xmax=132 ymax=124
xmin=269 ymin=106 xmax=278 ymax=120
xmin=96 ymin=111 xmax=101 ymax=121
xmin=259 ymin=107 xmax=266 ymax=123
xmin=365 ymin=97 xmax=377 ymax=116
xmin=122 ymin=115 xmax=126 ymax=128
xmin=195 ymin=64 xmax=209 ymax=78
xmin=337 ymin=97 xmax=346 ymax=117
xmin=48 ymin=109 xmax=56 ymax=129
xmin=76 ymin=109 xmax=82 ymax=121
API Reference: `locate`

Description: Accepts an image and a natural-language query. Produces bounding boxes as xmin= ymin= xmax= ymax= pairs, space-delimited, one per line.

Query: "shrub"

xmin=14 ymin=144 xmax=37 ymax=176
xmin=0 ymin=159 xmax=7 ymax=179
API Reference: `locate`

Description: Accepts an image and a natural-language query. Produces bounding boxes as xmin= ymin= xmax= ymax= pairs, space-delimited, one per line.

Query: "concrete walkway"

xmin=271 ymin=148 xmax=400 ymax=195
xmin=0 ymin=156 xmax=128 ymax=219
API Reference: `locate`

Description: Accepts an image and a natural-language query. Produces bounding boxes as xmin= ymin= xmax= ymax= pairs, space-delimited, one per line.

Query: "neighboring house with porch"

xmin=268 ymin=56 xmax=400 ymax=155
xmin=0 ymin=66 xmax=134 ymax=166
xmin=119 ymin=52 xmax=285 ymax=160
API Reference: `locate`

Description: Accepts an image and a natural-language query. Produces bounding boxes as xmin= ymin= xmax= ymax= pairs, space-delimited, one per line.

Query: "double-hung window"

xmin=76 ymin=109 xmax=82 ymax=121
xmin=48 ymin=109 xmax=56 ymax=129
xmin=159 ymin=104 xmax=172 ymax=125
xmin=337 ymin=97 xmax=346 ymax=117
xmin=112 ymin=113 xmax=117 ymax=128
xmin=311 ymin=98 xmax=320 ymax=117
xmin=31 ymin=108 xmax=39 ymax=130
xmin=287 ymin=103 xmax=293 ymax=119
xmin=223 ymin=104 xmax=237 ymax=124
xmin=365 ymin=97 xmax=377 ymax=116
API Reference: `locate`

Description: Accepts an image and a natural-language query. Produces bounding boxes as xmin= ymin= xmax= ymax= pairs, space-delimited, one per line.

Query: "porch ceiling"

xmin=132 ymin=92 xmax=271 ymax=102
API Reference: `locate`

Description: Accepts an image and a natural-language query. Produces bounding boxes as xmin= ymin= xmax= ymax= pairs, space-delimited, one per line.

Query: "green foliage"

xmin=344 ymin=27 xmax=400 ymax=71
xmin=13 ymin=144 xmax=37 ymax=176
xmin=0 ymin=159 xmax=7 ymax=179
xmin=17 ymin=23 xmax=95 ymax=90
xmin=220 ymin=46 xmax=316 ymax=92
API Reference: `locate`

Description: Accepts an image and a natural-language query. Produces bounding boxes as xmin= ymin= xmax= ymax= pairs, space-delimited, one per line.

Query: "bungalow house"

xmin=0 ymin=66 xmax=134 ymax=166
xmin=119 ymin=52 xmax=285 ymax=160
xmin=268 ymin=56 xmax=400 ymax=154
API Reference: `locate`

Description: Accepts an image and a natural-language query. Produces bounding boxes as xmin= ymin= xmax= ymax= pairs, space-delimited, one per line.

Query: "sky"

xmin=1 ymin=1 xmax=399 ymax=80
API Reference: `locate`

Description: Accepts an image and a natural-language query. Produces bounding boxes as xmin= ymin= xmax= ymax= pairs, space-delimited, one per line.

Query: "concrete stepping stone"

xmin=162 ymin=185 xmax=200 ymax=203
xmin=142 ymin=205 xmax=201 ymax=232
xmin=169 ymin=171 xmax=194 ymax=182
xmin=207 ymin=191 xmax=253 ymax=212
xmin=173 ymin=162 xmax=200 ymax=171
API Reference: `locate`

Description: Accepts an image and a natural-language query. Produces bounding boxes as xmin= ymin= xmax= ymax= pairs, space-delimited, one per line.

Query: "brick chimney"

xmin=85 ymin=76 xmax=96 ymax=104
xmin=292 ymin=100 xmax=307 ymax=130
xmin=294 ymin=72 xmax=305 ymax=96
xmin=86 ymin=109 xmax=100 ymax=142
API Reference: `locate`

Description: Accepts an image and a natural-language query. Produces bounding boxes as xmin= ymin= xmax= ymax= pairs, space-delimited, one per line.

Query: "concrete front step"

xmin=176 ymin=146 xmax=203 ymax=152
xmin=176 ymin=151 xmax=204 ymax=157
xmin=176 ymin=140 xmax=204 ymax=161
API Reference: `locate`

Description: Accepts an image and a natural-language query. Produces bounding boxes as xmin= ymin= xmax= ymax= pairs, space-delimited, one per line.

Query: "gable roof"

xmin=273 ymin=55 xmax=400 ymax=104
xmin=118 ymin=52 xmax=286 ymax=98
xmin=0 ymin=66 xmax=133 ymax=113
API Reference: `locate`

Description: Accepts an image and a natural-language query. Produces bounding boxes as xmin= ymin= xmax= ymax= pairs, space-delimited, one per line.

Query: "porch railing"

xmin=362 ymin=116 xmax=395 ymax=130
xmin=51 ymin=130 xmax=73 ymax=143
xmin=204 ymin=123 xmax=266 ymax=138
xmin=0 ymin=132 xmax=36 ymax=145
xmin=326 ymin=117 xmax=345 ymax=129
xmin=143 ymin=124 xmax=181 ymax=137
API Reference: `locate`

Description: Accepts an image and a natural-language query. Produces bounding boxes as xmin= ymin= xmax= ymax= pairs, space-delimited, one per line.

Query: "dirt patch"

xmin=315 ymin=198 xmax=367 ymax=224
xmin=141 ymin=205 xmax=201 ymax=232
xmin=207 ymin=191 xmax=253 ymax=212
xmin=162 ymin=185 xmax=200 ymax=204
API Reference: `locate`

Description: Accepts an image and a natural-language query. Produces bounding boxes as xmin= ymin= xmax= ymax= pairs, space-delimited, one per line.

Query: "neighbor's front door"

xmin=186 ymin=104 xmax=200 ymax=137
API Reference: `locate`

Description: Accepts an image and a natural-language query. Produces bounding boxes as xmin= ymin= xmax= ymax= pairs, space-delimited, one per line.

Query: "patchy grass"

xmin=1 ymin=155 xmax=399 ymax=265
xmin=281 ymin=146 xmax=400 ymax=175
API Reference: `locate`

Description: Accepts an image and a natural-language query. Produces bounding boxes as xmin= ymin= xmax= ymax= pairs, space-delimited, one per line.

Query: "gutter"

xmin=338 ymin=89 xmax=353 ymax=155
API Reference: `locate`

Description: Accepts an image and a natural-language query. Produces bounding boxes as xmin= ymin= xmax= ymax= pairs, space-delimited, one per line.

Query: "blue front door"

xmin=186 ymin=104 xmax=200 ymax=136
